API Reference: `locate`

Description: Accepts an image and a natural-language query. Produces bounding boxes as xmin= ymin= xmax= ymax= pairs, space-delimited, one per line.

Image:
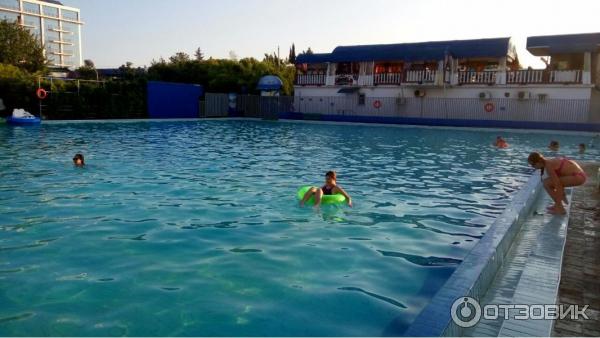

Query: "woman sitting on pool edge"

xmin=300 ymin=171 xmax=352 ymax=208
xmin=527 ymin=152 xmax=586 ymax=215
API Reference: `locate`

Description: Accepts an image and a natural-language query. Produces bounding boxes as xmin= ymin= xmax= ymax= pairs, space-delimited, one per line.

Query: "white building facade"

xmin=0 ymin=0 xmax=83 ymax=68
xmin=292 ymin=34 xmax=600 ymax=130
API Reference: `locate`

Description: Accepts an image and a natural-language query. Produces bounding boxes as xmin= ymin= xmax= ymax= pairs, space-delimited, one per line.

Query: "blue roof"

xmin=527 ymin=32 xmax=600 ymax=55
xmin=296 ymin=37 xmax=514 ymax=64
xmin=296 ymin=53 xmax=333 ymax=64
xmin=257 ymin=75 xmax=283 ymax=91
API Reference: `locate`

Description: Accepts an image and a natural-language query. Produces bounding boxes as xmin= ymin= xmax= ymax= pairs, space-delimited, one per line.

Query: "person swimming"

xmin=300 ymin=171 xmax=352 ymax=208
xmin=493 ymin=136 xmax=509 ymax=148
xmin=528 ymin=152 xmax=586 ymax=215
xmin=73 ymin=153 xmax=85 ymax=167
xmin=548 ymin=140 xmax=560 ymax=152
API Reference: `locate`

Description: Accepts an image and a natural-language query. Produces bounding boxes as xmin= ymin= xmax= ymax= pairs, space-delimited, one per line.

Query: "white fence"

xmin=293 ymin=96 xmax=591 ymax=123
xmin=203 ymin=93 xmax=592 ymax=124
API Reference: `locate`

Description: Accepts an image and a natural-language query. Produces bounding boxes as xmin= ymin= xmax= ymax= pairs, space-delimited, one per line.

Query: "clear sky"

xmin=67 ymin=0 xmax=600 ymax=69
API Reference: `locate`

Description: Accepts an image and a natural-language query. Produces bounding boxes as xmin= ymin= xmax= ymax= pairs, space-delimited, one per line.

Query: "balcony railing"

xmin=458 ymin=71 xmax=497 ymax=84
xmin=507 ymin=70 xmax=545 ymax=84
xmin=506 ymin=70 xmax=582 ymax=84
xmin=550 ymin=70 xmax=582 ymax=83
xmin=374 ymin=73 xmax=403 ymax=85
xmin=295 ymin=74 xmax=326 ymax=86
xmin=335 ymin=74 xmax=358 ymax=86
xmin=296 ymin=69 xmax=586 ymax=86
xmin=404 ymin=70 xmax=436 ymax=83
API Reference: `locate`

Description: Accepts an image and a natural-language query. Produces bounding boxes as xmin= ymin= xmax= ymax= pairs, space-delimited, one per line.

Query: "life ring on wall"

xmin=373 ymin=100 xmax=382 ymax=109
xmin=484 ymin=102 xmax=494 ymax=113
xmin=36 ymin=88 xmax=48 ymax=100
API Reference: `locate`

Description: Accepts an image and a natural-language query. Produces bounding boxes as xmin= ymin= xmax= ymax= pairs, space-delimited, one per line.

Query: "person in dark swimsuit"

xmin=528 ymin=152 xmax=586 ymax=215
xmin=300 ymin=171 xmax=352 ymax=208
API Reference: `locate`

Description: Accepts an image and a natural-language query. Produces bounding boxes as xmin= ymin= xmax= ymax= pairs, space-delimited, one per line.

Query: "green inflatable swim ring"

xmin=296 ymin=185 xmax=346 ymax=205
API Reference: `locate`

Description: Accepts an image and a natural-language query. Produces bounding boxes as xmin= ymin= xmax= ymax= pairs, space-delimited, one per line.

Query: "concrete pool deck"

xmin=406 ymin=163 xmax=600 ymax=337
xmin=552 ymin=163 xmax=600 ymax=337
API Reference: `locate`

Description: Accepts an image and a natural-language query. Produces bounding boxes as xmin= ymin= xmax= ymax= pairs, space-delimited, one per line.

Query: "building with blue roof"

xmin=288 ymin=33 xmax=600 ymax=129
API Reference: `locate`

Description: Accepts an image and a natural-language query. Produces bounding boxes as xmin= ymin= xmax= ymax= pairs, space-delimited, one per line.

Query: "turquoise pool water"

xmin=0 ymin=120 xmax=597 ymax=336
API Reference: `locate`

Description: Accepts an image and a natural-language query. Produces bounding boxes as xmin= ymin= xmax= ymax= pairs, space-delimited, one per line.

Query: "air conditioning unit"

xmin=479 ymin=91 xmax=492 ymax=99
xmin=517 ymin=91 xmax=531 ymax=100
xmin=414 ymin=89 xmax=426 ymax=97
xmin=397 ymin=97 xmax=407 ymax=105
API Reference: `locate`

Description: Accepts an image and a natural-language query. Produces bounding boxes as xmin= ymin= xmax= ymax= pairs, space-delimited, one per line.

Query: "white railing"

xmin=458 ymin=71 xmax=497 ymax=84
xmin=335 ymin=74 xmax=358 ymax=86
xmin=358 ymin=75 xmax=374 ymax=86
xmin=507 ymin=70 xmax=545 ymax=84
xmin=404 ymin=70 xmax=436 ymax=83
xmin=295 ymin=74 xmax=326 ymax=86
xmin=550 ymin=70 xmax=581 ymax=83
xmin=296 ymin=69 xmax=585 ymax=86
xmin=374 ymin=73 xmax=403 ymax=85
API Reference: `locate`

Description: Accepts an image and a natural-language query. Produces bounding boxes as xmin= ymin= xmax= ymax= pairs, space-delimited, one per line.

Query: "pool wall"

xmin=404 ymin=174 xmax=542 ymax=336
xmin=278 ymin=112 xmax=600 ymax=132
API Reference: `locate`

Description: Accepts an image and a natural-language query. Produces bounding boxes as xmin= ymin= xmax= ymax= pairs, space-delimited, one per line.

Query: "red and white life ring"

xmin=484 ymin=102 xmax=494 ymax=113
xmin=373 ymin=100 xmax=382 ymax=109
xmin=36 ymin=88 xmax=48 ymax=100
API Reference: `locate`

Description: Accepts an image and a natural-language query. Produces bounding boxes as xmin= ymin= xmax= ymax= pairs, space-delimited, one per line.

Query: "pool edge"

xmin=404 ymin=174 xmax=542 ymax=337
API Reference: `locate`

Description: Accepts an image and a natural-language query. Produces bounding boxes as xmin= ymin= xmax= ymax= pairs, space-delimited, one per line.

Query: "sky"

xmin=67 ymin=0 xmax=600 ymax=69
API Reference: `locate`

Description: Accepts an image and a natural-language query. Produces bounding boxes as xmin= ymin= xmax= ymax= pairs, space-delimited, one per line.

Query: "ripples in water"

xmin=0 ymin=120 xmax=597 ymax=336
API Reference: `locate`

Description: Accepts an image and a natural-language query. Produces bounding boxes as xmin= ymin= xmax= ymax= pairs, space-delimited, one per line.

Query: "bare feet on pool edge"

xmin=548 ymin=207 xmax=566 ymax=215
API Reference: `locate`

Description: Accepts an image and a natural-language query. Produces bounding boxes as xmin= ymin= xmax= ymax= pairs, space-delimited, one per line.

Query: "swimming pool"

xmin=0 ymin=120 xmax=597 ymax=336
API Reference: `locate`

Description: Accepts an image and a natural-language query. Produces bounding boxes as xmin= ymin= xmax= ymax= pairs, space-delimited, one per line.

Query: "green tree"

xmin=194 ymin=47 xmax=204 ymax=61
xmin=288 ymin=44 xmax=296 ymax=64
xmin=169 ymin=52 xmax=190 ymax=64
xmin=0 ymin=20 xmax=46 ymax=72
xmin=77 ymin=59 xmax=98 ymax=80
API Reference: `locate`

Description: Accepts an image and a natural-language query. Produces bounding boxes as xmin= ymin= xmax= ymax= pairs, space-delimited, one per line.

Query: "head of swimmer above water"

xmin=324 ymin=171 xmax=337 ymax=186
xmin=73 ymin=153 xmax=85 ymax=167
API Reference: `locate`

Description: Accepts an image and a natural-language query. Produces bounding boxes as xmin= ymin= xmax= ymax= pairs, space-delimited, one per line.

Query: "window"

xmin=0 ymin=11 xmax=19 ymax=22
xmin=23 ymin=15 xmax=40 ymax=28
xmin=0 ymin=0 xmax=19 ymax=10
xmin=22 ymin=2 xmax=40 ymax=14
xmin=61 ymin=9 xmax=78 ymax=21
xmin=43 ymin=6 xmax=59 ymax=17
xmin=358 ymin=94 xmax=366 ymax=105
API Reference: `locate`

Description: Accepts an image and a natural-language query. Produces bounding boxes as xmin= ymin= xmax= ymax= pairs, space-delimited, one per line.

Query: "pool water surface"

xmin=0 ymin=120 xmax=596 ymax=336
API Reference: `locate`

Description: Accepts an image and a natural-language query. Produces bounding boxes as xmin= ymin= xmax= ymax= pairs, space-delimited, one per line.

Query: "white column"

xmin=583 ymin=52 xmax=592 ymax=84
xmin=496 ymin=57 xmax=507 ymax=85
xmin=450 ymin=58 xmax=459 ymax=85
xmin=435 ymin=60 xmax=444 ymax=85
xmin=325 ymin=63 xmax=336 ymax=86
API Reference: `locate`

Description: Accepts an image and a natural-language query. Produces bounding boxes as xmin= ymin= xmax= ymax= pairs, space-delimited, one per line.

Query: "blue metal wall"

xmin=147 ymin=81 xmax=204 ymax=118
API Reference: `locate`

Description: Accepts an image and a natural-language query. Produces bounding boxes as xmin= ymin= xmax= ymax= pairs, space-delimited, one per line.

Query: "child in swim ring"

xmin=300 ymin=171 xmax=352 ymax=208
xmin=527 ymin=152 xmax=586 ymax=215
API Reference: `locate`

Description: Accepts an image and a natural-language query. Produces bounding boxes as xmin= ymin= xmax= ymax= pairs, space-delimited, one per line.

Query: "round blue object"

xmin=257 ymin=75 xmax=283 ymax=91
xmin=6 ymin=116 xmax=41 ymax=125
